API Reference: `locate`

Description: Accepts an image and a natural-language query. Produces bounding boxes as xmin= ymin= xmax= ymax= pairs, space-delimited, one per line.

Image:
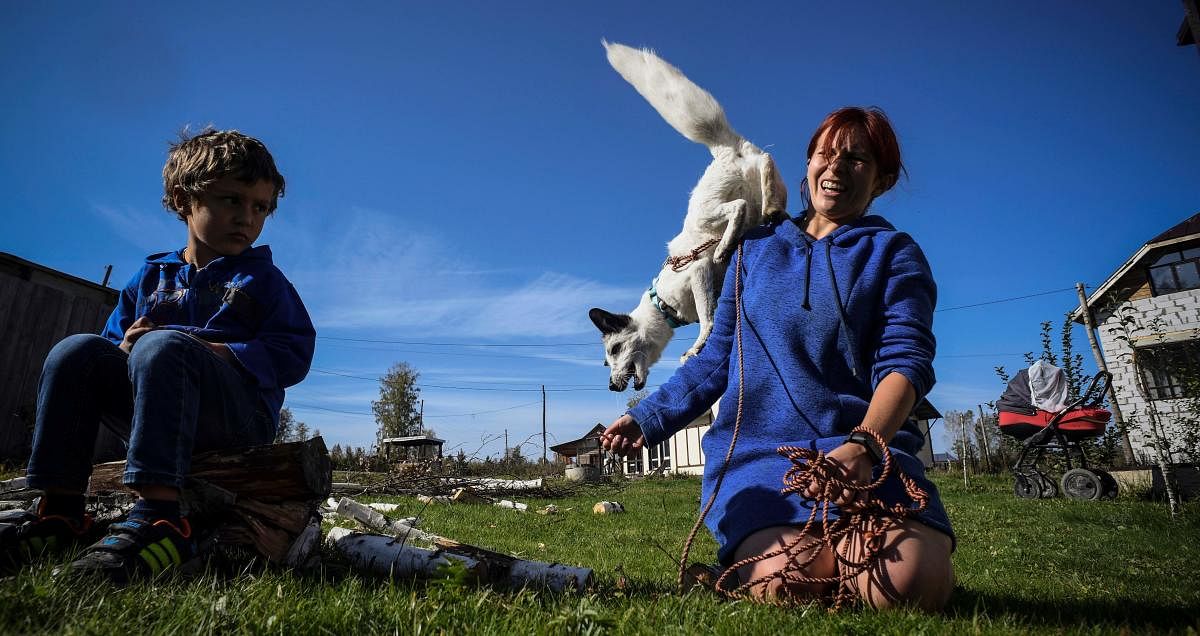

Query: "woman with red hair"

xmin=603 ymin=107 xmax=954 ymax=610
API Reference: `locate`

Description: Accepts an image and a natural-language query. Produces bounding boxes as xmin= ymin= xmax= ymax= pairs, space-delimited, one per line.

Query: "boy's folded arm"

xmin=225 ymin=284 xmax=316 ymax=389
xmin=101 ymin=267 xmax=147 ymax=345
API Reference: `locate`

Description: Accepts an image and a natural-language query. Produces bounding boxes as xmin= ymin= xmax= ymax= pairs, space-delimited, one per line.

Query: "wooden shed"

xmin=0 ymin=252 xmax=117 ymax=461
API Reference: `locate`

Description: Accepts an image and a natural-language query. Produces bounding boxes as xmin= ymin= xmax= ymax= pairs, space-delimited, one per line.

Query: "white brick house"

xmin=1072 ymin=212 xmax=1200 ymax=462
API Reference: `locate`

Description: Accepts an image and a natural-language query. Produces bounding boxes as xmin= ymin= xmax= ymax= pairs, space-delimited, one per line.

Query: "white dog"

xmin=590 ymin=41 xmax=788 ymax=392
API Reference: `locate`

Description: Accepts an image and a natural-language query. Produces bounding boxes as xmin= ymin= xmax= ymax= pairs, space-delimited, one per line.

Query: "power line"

xmin=422 ymin=400 xmax=542 ymax=418
xmin=309 ymin=368 xmax=612 ymax=391
xmin=288 ymin=398 xmax=545 ymax=420
xmin=318 ymin=335 xmax=594 ymax=347
xmin=935 ymin=286 xmax=1081 ymax=312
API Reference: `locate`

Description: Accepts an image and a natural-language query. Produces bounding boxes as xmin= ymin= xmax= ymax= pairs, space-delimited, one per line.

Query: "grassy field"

xmin=1 ymin=472 xmax=1197 ymax=635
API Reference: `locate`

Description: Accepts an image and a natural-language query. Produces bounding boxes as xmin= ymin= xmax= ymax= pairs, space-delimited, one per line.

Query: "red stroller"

xmin=996 ymin=364 xmax=1117 ymax=500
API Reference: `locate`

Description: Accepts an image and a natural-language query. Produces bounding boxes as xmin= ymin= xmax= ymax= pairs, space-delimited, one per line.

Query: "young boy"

xmin=0 ymin=129 xmax=315 ymax=581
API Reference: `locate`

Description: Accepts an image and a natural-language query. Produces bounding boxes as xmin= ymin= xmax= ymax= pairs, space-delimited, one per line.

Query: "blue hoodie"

xmin=102 ymin=245 xmax=315 ymax=429
xmin=628 ymin=215 xmax=953 ymax=563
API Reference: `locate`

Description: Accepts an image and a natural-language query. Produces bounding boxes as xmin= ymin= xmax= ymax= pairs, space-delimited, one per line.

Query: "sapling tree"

xmin=1107 ymin=306 xmax=1181 ymax=516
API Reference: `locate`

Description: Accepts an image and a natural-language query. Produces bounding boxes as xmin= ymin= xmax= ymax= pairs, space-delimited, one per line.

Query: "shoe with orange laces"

xmin=0 ymin=510 xmax=96 ymax=570
xmin=68 ymin=517 xmax=197 ymax=583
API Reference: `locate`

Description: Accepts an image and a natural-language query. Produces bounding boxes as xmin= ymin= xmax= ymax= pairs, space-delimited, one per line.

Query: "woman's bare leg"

xmin=730 ymin=525 xmax=836 ymax=602
xmin=837 ymin=519 xmax=954 ymax=611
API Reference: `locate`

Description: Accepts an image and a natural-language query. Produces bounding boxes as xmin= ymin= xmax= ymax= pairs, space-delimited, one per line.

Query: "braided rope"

xmin=665 ymin=238 xmax=721 ymax=272
xmin=676 ymin=243 xmax=931 ymax=609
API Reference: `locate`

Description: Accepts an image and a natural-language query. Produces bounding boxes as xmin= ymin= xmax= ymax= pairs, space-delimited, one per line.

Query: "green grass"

xmin=1 ymin=473 xmax=1197 ymax=634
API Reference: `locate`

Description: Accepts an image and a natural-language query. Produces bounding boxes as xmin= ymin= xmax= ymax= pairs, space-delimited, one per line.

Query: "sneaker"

xmin=0 ymin=511 xmax=95 ymax=569
xmin=69 ymin=517 xmax=196 ymax=583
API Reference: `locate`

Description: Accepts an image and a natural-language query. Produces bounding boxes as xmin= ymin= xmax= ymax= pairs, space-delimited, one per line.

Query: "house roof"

xmin=1070 ymin=211 xmax=1200 ymax=324
xmin=0 ymin=251 xmax=119 ymax=303
xmin=549 ymin=424 xmax=605 ymax=456
xmin=380 ymin=435 xmax=445 ymax=446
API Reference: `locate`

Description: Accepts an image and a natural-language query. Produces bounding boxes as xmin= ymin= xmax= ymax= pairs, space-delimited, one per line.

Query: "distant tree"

xmin=372 ymin=362 xmax=423 ymax=451
xmin=294 ymin=421 xmax=310 ymax=442
xmin=330 ymin=443 xmax=345 ymax=469
xmin=274 ymin=407 xmax=296 ymax=443
xmin=626 ymin=390 xmax=648 ymax=410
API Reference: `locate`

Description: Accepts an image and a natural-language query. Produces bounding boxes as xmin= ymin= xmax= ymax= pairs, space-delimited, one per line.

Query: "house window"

xmin=648 ymin=440 xmax=672 ymax=471
xmin=625 ymin=455 xmax=643 ymax=474
xmin=1138 ymin=341 xmax=1200 ymax=400
xmin=1147 ymin=246 xmax=1200 ymax=296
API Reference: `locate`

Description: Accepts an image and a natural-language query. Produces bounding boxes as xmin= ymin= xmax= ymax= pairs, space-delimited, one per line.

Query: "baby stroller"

xmin=995 ymin=361 xmax=1118 ymax=500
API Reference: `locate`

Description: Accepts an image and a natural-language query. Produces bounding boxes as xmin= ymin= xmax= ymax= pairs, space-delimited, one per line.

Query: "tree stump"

xmin=86 ymin=437 xmax=332 ymax=565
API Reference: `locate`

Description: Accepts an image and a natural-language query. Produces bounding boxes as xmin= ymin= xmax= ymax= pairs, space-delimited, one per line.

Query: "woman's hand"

xmin=119 ymin=316 xmax=156 ymax=353
xmin=803 ymin=442 xmax=876 ymax=511
xmin=600 ymin=414 xmax=645 ymax=457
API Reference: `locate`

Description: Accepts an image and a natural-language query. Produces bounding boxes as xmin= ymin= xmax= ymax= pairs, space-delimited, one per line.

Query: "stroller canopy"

xmin=997 ymin=360 xmax=1070 ymax=415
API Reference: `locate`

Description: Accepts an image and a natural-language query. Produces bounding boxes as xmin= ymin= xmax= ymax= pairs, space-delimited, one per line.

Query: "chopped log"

xmin=82 ymin=438 xmax=331 ymax=567
xmin=450 ymin=487 xmax=487 ymax=504
xmin=335 ymin=497 xmax=438 ymax=543
xmin=441 ymin=477 xmax=543 ymax=492
xmin=87 ymin=437 xmax=331 ymax=502
xmin=0 ymin=477 xmax=28 ymax=495
xmin=433 ymin=538 xmax=592 ymax=593
xmin=234 ymin=499 xmax=312 ymax=535
xmin=416 ymin=494 xmax=451 ymax=504
xmin=494 ymin=499 xmax=528 ymax=511
xmin=327 ymin=527 xmax=483 ymax=580
xmin=284 ymin=517 xmax=323 ymax=568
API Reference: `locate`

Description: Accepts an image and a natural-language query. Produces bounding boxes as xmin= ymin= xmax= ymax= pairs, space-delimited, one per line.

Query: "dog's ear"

xmin=589 ymin=308 xmax=632 ymax=335
xmin=759 ymin=153 xmax=788 ymax=221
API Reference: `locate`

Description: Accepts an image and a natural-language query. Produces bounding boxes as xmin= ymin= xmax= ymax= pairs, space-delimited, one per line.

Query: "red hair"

xmin=806 ymin=107 xmax=905 ymax=195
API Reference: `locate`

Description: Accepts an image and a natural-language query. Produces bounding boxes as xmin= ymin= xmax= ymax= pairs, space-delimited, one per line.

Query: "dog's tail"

xmin=603 ymin=40 xmax=743 ymax=154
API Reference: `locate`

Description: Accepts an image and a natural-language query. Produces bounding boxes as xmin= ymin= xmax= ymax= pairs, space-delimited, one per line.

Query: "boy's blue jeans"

xmin=26 ymin=330 xmax=275 ymax=493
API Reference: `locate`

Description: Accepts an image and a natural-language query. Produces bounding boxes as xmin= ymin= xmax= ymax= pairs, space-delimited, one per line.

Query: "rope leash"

xmin=665 ymin=238 xmax=720 ymax=272
xmin=676 ymin=243 xmax=930 ymax=609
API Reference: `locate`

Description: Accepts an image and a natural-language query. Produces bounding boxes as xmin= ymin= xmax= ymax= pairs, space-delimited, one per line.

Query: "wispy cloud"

xmin=276 ymin=206 xmax=638 ymax=338
xmin=92 ymin=204 xmax=179 ymax=253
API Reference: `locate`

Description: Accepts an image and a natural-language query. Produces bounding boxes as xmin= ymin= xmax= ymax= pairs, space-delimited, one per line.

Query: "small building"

xmin=0 ymin=252 xmax=118 ymax=461
xmin=1071 ymin=212 xmax=1200 ymax=463
xmin=550 ymin=424 xmax=605 ymax=469
xmin=380 ymin=434 xmax=445 ymax=462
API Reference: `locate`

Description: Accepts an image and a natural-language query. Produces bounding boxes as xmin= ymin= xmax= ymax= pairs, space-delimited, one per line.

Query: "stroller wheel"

xmin=1094 ymin=469 xmax=1119 ymax=499
xmin=1061 ymin=468 xmax=1103 ymax=501
xmin=1014 ymin=474 xmax=1041 ymax=499
xmin=1035 ymin=473 xmax=1058 ymax=498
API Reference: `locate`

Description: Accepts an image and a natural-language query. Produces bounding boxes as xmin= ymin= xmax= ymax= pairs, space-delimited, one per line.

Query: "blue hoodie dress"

xmin=628 ymin=215 xmax=953 ymax=564
xmin=102 ymin=245 xmax=315 ymax=430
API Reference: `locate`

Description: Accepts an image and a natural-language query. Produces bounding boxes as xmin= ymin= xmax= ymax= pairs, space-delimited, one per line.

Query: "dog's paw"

xmin=712 ymin=247 xmax=730 ymax=264
xmin=680 ymin=347 xmax=701 ymax=363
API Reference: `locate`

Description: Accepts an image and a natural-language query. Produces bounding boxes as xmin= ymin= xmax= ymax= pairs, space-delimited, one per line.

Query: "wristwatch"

xmin=845 ymin=431 xmax=884 ymax=464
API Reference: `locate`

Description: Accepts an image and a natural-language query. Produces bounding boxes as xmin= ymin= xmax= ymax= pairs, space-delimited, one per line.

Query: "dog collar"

xmin=648 ymin=277 xmax=692 ymax=328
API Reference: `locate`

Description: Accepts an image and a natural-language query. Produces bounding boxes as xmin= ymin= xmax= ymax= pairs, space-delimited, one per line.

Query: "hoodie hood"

xmin=145 ymin=245 xmax=274 ymax=267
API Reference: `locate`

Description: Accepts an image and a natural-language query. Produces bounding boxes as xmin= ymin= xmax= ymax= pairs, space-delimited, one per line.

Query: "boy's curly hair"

xmin=161 ymin=127 xmax=286 ymax=221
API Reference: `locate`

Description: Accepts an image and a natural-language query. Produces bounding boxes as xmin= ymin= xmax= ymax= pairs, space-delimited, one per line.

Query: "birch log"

xmin=432 ymin=539 xmax=593 ymax=593
xmin=327 ymin=528 xmax=483 ymax=580
xmin=335 ymin=497 xmax=438 ymax=543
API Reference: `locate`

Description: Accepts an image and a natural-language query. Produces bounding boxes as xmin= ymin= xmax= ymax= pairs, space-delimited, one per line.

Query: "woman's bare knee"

xmin=731 ymin=525 xmax=836 ymax=603
xmin=840 ymin=520 xmax=954 ymax=611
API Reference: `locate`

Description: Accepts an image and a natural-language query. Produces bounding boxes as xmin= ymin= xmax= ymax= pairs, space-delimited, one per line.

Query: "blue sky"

xmin=2 ymin=2 xmax=1197 ymax=459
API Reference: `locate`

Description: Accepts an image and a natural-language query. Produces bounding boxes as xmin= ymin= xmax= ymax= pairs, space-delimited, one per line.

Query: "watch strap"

xmin=846 ymin=430 xmax=884 ymax=464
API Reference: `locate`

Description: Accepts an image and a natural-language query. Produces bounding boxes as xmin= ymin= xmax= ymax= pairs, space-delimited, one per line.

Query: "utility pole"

xmin=1076 ymin=282 xmax=1134 ymax=464
xmin=960 ymin=413 xmax=969 ymax=486
xmin=541 ymin=385 xmax=547 ymax=463
xmin=419 ymin=399 xmax=424 ymax=434
xmin=101 ymin=264 xmax=113 ymax=287
xmin=976 ymin=404 xmax=993 ymax=473
xmin=504 ymin=429 xmax=508 ymax=461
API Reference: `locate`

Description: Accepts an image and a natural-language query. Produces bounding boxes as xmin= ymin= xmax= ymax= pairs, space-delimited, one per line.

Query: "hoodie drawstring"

xmin=801 ymin=241 xmax=812 ymax=310
xmin=825 ymin=242 xmax=862 ymax=381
